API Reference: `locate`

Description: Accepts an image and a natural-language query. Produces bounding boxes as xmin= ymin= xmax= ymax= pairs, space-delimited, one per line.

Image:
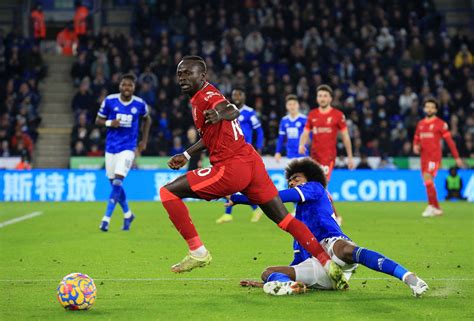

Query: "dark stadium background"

xmin=0 ymin=0 xmax=472 ymax=170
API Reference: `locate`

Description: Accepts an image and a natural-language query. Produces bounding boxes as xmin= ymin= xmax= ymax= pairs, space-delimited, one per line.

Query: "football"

xmin=57 ymin=273 xmax=97 ymax=310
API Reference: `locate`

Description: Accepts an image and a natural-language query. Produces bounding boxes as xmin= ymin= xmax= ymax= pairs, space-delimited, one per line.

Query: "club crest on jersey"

xmin=429 ymin=124 xmax=434 ymax=130
xmin=131 ymin=107 xmax=137 ymax=114
xmin=296 ymin=122 xmax=301 ymax=127
xmin=114 ymin=107 xmax=119 ymax=111
xmin=204 ymin=91 xmax=221 ymax=102
xmin=327 ymin=117 xmax=332 ymax=124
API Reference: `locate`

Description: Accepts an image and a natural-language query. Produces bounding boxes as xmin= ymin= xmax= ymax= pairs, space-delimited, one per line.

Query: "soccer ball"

xmin=57 ymin=273 xmax=97 ymax=310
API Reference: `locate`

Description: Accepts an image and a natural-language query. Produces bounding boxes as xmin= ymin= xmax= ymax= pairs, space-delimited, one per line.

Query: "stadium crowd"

xmin=0 ymin=28 xmax=45 ymax=161
xmin=69 ymin=0 xmax=473 ymax=160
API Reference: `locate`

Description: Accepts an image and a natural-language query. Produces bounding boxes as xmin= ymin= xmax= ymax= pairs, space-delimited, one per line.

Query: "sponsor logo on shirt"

xmin=420 ymin=132 xmax=435 ymax=138
xmin=313 ymin=127 xmax=333 ymax=134
xmin=204 ymin=91 xmax=221 ymax=102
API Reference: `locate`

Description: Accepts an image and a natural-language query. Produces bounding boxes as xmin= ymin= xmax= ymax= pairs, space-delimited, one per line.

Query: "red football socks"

xmin=425 ymin=180 xmax=440 ymax=209
xmin=278 ymin=214 xmax=330 ymax=265
xmin=160 ymin=187 xmax=203 ymax=250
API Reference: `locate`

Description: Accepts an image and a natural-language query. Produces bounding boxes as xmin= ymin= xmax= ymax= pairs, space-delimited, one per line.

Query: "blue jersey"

xmin=276 ymin=114 xmax=308 ymax=158
xmin=230 ymin=181 xmax=348 ymax=265
xmin=291 ymin=182 xmax=349 ymax=264
xmin=97 ymin=94 xmax=149 ymax=154
xmin=238 ymin=105 xmax=264 ymax=150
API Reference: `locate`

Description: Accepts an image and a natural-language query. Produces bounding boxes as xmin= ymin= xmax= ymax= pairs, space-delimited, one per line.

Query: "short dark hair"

xmin=120 ymin=73 xmax=137 ymax=83
xmin=285 ymin=94 xmax=298 ymax=102
xmin=232 ymin=86 xmax=246 ymax=94
xmin=316 ymin=84 xmax=333 ymax=97
xmin=182 ymin=55 xmax=207 ymax=73
xmin=423 ymin=97 xmax=439 ymax=109
xmin=285 ymin=157 xmax=327 ymax=188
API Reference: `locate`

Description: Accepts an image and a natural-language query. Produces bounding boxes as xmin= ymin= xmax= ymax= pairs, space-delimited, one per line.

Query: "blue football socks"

xmin=104 ymin=178 xmax=123 ymax=219
xmin=352 ymin=247 xmax=408 ymax=280
xmin=266 ymin=272 xmax=292 ymax=283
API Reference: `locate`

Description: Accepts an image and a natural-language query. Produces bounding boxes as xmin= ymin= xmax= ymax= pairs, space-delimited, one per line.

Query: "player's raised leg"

xmin=160 ymin=174 xmax=211 ymax=273
xmin=331 ymin=239 xmax=428 ymax=297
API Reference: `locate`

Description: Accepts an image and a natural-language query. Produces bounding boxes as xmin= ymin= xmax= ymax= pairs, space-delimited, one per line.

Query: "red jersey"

xmin=413 ymin=116 xmax=459 ymax=162
xmin=190 ymin=82 xmax=254 ymax=165
xmin=304 ymin=107 xmax=347 ymax=163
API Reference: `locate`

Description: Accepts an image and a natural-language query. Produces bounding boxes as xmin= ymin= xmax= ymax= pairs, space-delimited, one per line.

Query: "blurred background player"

xmin=96 ymin=73 xmax=151 ymax=231
xmin=231 ymin=158 xmax=428 ymax=297
xmin=215 ymin=87 xmax=264 ymax=224
xmin=413 ymin=98 xmax=464 ymax=217
xmin=274 ymin=94 xmax=308 ymax=162
xmin=298 ymin=85 xmax=354 ymax=225
xmin=445 ymin=167 xmax=466 ymax=201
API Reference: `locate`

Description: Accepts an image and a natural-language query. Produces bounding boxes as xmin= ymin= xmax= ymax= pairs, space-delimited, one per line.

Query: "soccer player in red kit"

xmin=159 ymin=56 xmax=346 ymax=287
xmin=413 ymin=98 xmax=464 ymax=217
xmin=298 ymin=85 xmax=354 ymax=225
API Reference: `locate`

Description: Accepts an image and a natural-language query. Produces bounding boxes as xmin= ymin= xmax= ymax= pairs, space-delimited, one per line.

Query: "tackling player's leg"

xmin=160 ymin=174 xmax=211 ymax=273
xmin=331 ymin=239 xmax=429 ymax=297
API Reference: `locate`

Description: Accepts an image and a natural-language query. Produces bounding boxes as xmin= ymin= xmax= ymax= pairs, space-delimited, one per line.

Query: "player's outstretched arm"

xmin=168 ymin=139 xmax=206 ymax=170
xmin=204 ymin=102 xmax=239 ymax=124
xmin=230 ymin=189 xmax=303 ymax=205
xmin=138 ymin=114 xmax=152 ymax=152
xmin=298 ymin=129 xmax=310 ymax=155
xmin=341 ymin=129 xmax=354 ymax=169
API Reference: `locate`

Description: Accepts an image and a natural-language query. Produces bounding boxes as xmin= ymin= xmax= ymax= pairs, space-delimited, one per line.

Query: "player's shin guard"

xmin=424 ymin=180 xmax=440 ymax=209
xmin=278 ymin=214 xmax=330 ymax=265
xmin=160 ymin=187 xmax=203 ymax=251
xmin=352 ymin=247 xmax=408 ymax=281
xmin=105 ymin=178 xmax=123 ymax=218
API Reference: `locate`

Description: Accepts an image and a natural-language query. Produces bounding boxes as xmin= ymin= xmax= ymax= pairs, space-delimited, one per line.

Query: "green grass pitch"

xmin=0 ymin=201 xmax=473 ymax=321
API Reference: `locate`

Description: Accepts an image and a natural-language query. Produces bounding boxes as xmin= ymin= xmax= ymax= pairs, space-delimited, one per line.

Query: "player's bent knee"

xmin=159 ymin=186 xmax=178 ymax=202
xmin=333 ymin=240 xmax=355 ymax=263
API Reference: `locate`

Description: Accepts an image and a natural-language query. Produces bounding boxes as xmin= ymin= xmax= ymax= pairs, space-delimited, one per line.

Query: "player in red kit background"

xmin=413 ymin=98 xmax=464 ymax=217
xmin=159 ymin=56 xmax=346 ymax=288
xmin=298 ymin=85 xmax=354 ymax=225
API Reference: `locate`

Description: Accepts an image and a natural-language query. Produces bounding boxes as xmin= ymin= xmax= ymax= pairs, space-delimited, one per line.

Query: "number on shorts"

xmin=231 ymin=119 xmax=244 ymax=140
xmin=321 ymin=165 xmax=329 ymax=175
xmin=196 ymin=168 xmax=212 ymax=177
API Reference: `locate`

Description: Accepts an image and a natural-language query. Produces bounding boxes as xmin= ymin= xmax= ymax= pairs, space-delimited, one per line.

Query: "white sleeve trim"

xmin=294 ymin=186 xmax=305 ymax=202
xmin=97 ymin=112 xmax=107 ymax=118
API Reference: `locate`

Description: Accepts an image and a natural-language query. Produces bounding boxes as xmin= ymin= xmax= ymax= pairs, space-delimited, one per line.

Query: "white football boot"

xmin=263 ymin=281 xmax=307 ymax=295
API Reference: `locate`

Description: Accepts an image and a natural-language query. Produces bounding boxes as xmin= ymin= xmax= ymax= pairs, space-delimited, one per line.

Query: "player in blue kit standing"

xmin=216 ymin=87 xmax=264 ymax=224
xmin=96 ymin=73 xmax=152 ymax=231
xmin=229 ymin=158 xmax=429 ymax=297
xmin=274 ymin=94 xmax=308 ymax=162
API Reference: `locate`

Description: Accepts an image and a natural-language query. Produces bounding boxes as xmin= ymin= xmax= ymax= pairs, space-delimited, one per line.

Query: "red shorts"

xmin=186 ymin=153 xmax=278 ymax=204
xmin=421 ymin=159 xmax=440 ymax=177
xmin=314 ymin=159 xmax=335 ymax=182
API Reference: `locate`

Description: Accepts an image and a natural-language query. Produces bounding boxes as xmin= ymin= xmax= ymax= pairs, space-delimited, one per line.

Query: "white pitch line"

xmin=0 ymin=277 xmax=473 ymax=282
xmin=0 ymin=211 xmax=43 ymax=228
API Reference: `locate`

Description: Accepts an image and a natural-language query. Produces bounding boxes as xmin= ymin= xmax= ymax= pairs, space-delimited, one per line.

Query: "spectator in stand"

xmin=72 ymin=140 xmax=87 ymax=156
xmin=74 ymin=0 xmax=89 ymax=38
xmin=30 ymin=4 xmax=46 ymax=43
xmin=15 ymin=154 xmax=31 ymax=170
xmin=11 ymin=129 xmax=33 ymax=159
xmin=71 ymin=52 xmax=90 ymax=86
xmin=357 ymin=154 xmax=372 ymax=169
xmin=71 ymin=81 xmax=95 ymax=116
xmin=57 ymin=23 xmax=78 ymax=56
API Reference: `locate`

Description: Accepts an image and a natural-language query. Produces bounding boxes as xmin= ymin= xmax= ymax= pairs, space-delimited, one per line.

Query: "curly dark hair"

xmin=285 ymin=157 xmax=327 ymax=188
